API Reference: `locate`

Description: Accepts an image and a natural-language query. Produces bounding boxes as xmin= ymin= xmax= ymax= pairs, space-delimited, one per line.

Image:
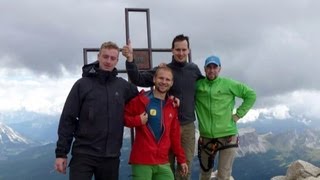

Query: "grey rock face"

xmin=271 ymin=160 xmax=320 ymax=180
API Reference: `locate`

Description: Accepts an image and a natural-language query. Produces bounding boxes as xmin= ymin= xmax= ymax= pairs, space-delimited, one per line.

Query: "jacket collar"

xmin=139 ymin=89 xmax=174 ymax=107
xmin=170 ymin=56 xmax=187 ymax=67
xmin=205 ymin=76 xmax=220 ymax=84
xmin=82 ymin=60 xmax=118 ymax=82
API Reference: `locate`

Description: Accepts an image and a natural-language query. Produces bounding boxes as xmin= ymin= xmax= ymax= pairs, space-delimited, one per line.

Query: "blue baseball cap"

xmin=204 ymin=55 xmax=221 ymax=67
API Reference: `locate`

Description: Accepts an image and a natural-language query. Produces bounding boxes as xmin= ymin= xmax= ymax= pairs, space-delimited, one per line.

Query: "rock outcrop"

xmin=272 ymin=160 xmax=320 ymax=180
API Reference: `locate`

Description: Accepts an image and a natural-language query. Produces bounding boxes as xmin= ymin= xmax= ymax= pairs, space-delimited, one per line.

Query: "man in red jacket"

xmin=124 ymin=66 xmax=188 ymax=180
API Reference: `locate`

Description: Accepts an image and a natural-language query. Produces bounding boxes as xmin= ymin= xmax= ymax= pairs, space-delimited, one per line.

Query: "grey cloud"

xmin=1 ymin=0 xmax=320 ymax=99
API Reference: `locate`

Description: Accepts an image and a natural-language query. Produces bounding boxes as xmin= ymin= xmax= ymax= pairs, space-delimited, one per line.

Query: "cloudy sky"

xmin=1 ymin=0 xmax=319 ymax=123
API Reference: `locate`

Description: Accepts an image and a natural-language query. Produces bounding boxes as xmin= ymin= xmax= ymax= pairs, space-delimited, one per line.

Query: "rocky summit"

xmin=271 ymin=160 xmax=320 ymax=180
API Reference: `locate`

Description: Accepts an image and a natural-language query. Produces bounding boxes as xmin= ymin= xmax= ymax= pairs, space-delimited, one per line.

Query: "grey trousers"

xmin=169 ymin=122 xmax=195 ymax=180
xmin=198 ymin=135 xmax=238 ymax=180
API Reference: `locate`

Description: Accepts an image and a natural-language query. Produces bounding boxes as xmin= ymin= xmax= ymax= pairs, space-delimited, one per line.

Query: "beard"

xmin=155 ymin=85 xmax=169 ymax=94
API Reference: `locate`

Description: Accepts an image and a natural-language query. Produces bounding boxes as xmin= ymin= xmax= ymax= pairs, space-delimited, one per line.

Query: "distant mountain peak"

xmin=237 ymin=128 xmax=271 ymax=157
xmin=0 ymin=122 xmax=30 ymax=145
xmin=238 ymin=127 xmax=256 ymax=135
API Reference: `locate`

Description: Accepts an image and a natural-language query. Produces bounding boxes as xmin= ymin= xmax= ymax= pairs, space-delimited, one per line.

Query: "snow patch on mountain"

xmin=0 ymin=122 xmax=30 ymax=144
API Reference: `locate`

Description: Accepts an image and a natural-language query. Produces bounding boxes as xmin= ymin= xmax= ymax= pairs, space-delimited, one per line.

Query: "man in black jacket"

xmin=54 ymin=41 xmax=138 ymax=180
xmin=122 ymin=34 xmax=203 ymax=180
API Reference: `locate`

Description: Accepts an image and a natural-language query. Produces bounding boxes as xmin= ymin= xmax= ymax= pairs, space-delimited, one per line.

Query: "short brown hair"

xmin=155 ymin=65 xmax=174 ymax=80
xmin=99 ymin=41 xmax=120 ymax=53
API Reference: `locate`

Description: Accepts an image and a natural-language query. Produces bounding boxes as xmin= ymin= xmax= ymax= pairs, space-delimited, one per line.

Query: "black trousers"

xmin=69 ymin=154 xmax=120 ymax=180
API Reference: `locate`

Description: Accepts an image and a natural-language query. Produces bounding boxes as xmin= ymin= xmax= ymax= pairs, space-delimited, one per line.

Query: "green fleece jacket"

xmin=195 ymin=76 xmax=256 ymax=138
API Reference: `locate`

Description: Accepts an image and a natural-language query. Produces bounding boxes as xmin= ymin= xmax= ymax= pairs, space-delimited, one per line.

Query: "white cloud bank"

xmin=1 ymin=67 xmax=319 ymax=124
xmin=241 ymin=90 xmax=320 ymax=123
xmin=0 ymin=67 xmax=80 ymax=115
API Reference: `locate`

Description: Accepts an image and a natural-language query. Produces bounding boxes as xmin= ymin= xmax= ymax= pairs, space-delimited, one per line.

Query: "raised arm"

xmin=122 ymin=40 xmax=155 ymax=87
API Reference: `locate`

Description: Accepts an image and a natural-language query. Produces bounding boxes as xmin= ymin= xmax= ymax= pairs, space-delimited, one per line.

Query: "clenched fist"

xmin=122 ymin=39 xmax=133 ymax=62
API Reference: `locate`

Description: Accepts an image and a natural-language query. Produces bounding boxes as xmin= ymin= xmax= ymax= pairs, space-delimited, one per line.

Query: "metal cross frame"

xmin=82 ymin=8 xmax=192 ymax=146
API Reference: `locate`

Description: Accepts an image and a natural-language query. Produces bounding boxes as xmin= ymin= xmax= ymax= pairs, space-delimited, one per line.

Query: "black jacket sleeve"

xmin=55 ymin=80 xmax=82 ymax=158
xmin=125 ymin=60 xmax=155 ymax=87
xmin=125 ymin=82 xmax=139 ymax=103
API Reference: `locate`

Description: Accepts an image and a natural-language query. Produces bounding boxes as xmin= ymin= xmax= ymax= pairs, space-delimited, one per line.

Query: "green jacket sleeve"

xmin=229 ymin=79 xmax=256 ymax=118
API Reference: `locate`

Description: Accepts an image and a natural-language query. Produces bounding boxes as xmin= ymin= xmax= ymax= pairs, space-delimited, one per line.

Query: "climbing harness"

xmin=197 ymin=136 xmax=239 ymax=172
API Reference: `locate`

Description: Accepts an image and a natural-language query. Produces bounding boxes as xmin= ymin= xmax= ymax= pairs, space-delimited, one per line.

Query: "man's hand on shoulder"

xmin=169 ymin=95 xmax=180 ymax=108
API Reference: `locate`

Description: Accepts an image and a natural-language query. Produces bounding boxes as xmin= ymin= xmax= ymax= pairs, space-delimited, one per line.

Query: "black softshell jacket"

xmin=55 ymin=61 xmax=138 ymax=158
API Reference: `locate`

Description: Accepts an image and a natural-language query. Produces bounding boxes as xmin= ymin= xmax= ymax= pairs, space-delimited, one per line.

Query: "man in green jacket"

xmin=195 ymin=55 xmax=256 ymax=180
